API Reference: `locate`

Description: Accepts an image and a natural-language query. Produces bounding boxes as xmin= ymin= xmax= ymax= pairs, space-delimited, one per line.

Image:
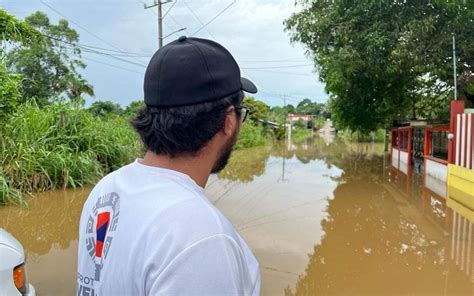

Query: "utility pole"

xmin=144 ymin=0 xmax=172 ymax=48
xmin=283 ymin=94 xmax=287 ymax=136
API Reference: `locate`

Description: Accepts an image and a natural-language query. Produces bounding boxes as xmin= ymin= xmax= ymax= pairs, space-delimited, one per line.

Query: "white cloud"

xmin=4 ymin=0 xmax=327 ymax=107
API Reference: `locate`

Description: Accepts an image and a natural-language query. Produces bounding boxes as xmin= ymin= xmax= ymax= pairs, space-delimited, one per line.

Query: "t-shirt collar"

xmin=133 ymin=159 xmax=205 ymax=193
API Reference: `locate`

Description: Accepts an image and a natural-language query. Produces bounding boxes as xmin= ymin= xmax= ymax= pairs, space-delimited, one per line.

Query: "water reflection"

xmin=0 ymin=136 xmax=472 ymax=295
xmin=284 ymin=149 xmax=472 ymax=295
xmin=0 ymin=188 xmax=89 ymax=295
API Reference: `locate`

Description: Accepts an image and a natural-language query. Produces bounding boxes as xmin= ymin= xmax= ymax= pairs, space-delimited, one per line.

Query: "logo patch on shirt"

xmin=95 ymin=211 xmax=110 ymax=258
xmin=84 ymin=192 xmax=120 ymax=282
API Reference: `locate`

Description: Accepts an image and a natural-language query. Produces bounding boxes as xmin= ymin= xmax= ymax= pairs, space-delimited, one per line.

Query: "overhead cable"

xmin=191 ymin=0 xmax=235 ymax=36
xmin=40 ymin=0 xmax=145 ymax=65
xmin=183 ymin=0 xmax=216 ymax=40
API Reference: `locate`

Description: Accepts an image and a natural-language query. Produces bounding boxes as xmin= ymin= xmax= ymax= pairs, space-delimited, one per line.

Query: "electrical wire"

xmin=244 ymin=69 xmax=314 ymax=77
xmin=162 ymin=0 xmax=178 ymax=19
xmin=239 ymin=58 xmax=309 ymax=64
xmin=40 ymin=0 xmax=146 ymax=65
xmin=82 ymin=57 xmax=144 ymax=74
xmin=183 ymin=0 xmax=216 ymax=40
xmin=45 ymin=34 xmax=147 ymax=68
xmin=242 ymin=64 xmax=313 ymax=70
xmin=191 ymin=0 xmax=235 ymax=36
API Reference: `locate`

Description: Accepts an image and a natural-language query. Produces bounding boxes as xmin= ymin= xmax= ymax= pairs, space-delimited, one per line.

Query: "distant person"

xmin=77 ymin=36 xmax=260 ymax=296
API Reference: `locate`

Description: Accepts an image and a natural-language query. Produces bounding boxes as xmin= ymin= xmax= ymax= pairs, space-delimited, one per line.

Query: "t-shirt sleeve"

xmin=148 ymin=234 xmax=258 ymax=296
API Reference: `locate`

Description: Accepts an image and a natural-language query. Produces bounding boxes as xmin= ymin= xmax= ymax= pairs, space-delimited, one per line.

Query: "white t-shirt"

xmin=77 ymin=159 xmax=260 ymax=296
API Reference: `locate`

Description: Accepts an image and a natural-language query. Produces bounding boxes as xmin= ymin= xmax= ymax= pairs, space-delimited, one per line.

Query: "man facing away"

xmin=77 ymin=36 xmax=260 ymax=296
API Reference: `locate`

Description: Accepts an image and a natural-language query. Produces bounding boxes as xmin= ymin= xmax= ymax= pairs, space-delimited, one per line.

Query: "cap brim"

xmin=241 ymin=77 xmax=258 ymax=94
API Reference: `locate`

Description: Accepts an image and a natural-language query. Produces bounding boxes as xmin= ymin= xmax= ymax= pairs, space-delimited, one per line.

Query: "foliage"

xmin=88 ymin=100 xmax=123 ymax=118
xmin=293 ymin=119 xmax=306 ymax=129
xmin=0 ymin=174 xmax=22 ymax=205
xmin=123 ymin=100 xmax=144 ymax=117
xmin=285 ymin=1 xmax=474 ymax=133
xmin=0 ymin=103 xmax=141 ymax=204
xmin=0 ymin=8 xmax=41 ymax=45
xmin=269 ymin=104 xmax=296 ymax=122
xmin=0 ymin=62 xmax=21 ymax=120
xmin=296 ymin=98 xmax=325 ymax=115
xmin=235 ymin=122 xmax=267 ymax=150
xmin=6 ymin=11 xmax=93 ymax=106
xmin=218 ymin=145 xmax=272 ymax=183
xmin=339 ymin=128 xmax=386 ymax=143
xmin=1 ymin=9 xmax=41 ymax=121
xmin=313 ymin=116 xmax=326 ymax=130
xmin=273 ymin=126 xmax=286 ymax=141
xmin=291 ymin=127 xmax=313 ymax=142
xmin=243 ymin=96 xmax=269 ymax=123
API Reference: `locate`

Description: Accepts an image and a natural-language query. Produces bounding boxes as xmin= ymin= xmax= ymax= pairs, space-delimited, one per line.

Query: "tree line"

xmin=285 ymin=0 xmax=473 ymax=134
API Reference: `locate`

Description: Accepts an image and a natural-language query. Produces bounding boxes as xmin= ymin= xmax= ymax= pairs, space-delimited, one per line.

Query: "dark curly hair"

xmin=132 ymin=91 xmax=244 ymax=158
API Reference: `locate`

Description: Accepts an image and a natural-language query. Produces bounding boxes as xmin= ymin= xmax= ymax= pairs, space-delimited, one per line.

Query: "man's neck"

xmin=140 ymin=150 xmax=212 ymax=188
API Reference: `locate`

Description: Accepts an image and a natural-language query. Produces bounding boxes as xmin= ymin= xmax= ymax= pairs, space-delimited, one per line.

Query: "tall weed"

xmin=0 ymin=103 xmax=141 ymax=204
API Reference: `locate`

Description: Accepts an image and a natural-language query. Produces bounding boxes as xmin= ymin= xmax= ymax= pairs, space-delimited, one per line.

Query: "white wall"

xmin=426 ymin=159 xmax=448 ymax=183
xmin=392 ymin=148 xmax=399 ymax=168
xmin=400 ymin=151 xmax=409 ymax=174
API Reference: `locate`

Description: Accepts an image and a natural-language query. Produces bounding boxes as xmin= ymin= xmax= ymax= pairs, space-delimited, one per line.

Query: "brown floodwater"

xmin=0 ymin=136 xmax=472 ymax=295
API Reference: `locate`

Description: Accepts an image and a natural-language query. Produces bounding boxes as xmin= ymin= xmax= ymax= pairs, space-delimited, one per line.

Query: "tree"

xmin=296 ymin=98 xmax=325 ymax=115
xmin=269 ymin=104 xmax=297 ymax=123
xmin=0 ymin=63 xmax=21 ymax=120
xmin=88 ymin=100 xmax=123 ymax=118
xmin=0 ymin=9 xmax=41 ymax=45
xmin=243 ymin=96 xmax=269 ymax=123
xmin=123 ymin=100 xmax=145 ymax=117
xmin=285 ymin=1 xmax=473 ymax=133
xmin=1 ymin=9 xmax=41 ymax=119
xmin=6 ymin=11 xmax=93 ymax=106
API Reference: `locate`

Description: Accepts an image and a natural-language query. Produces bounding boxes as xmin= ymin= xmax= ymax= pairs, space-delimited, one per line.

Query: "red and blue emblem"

xmin=95 ymin=212 xmax=110 ymax=258
xmin=85 ymin=192 xmax=120 ymax=282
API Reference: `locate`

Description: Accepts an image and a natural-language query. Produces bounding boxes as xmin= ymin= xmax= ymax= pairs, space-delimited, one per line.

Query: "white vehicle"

xmin=0 ymin=228 xmax=36 ymax=296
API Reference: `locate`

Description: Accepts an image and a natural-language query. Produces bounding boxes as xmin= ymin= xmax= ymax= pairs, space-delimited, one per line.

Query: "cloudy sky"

xmin=3 ymin=0 xmax=328 ymax=107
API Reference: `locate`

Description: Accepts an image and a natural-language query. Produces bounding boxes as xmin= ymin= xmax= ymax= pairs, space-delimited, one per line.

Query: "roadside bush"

xmin=292 ymin=127 xmax=313 ymax=142
xmin=0 ymin=103 xmax=141 ymax=204
xmin=235 ymin=122 xmax=267 ymax=150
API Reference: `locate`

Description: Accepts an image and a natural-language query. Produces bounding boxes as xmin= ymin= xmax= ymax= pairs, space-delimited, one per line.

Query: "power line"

xmin=259 ymin=90 xmax=314 ymax=103
xmin=81 ymin=49 xmax=147 ymax=67
xmin=183 ymin=0 xmax=216 ymax=40
xmin=40 ymin=0 xmax=145 ymax=65
xmin=44 ymin=34 xmax=147 ymax=68
xmin=82 ymin=57 xmax=144 ymax=75
xmin=242 ymin=64 xmax=313 ymax=70
xmin=59 ymin=40 xmax=151 ymax=57
xmin=239 ymin=58 xmax=308 ymax=64
xmin=162 ymin=0 xmax=178 ymax=18
xmin=191 ymin=0 xmax=235 ymax=36
xmin=244 ymin=69 xmax=314 ymax=77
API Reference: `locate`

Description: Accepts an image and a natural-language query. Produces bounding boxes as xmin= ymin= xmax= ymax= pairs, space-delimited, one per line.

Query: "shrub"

xmin=235 ymin=122 xmax=267 ymax=150
xmin=0 ymin=103 xmax=141 ymax=204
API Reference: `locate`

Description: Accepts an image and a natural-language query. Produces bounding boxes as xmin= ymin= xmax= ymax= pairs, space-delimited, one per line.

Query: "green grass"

xmin=339 ymin=129 xmax=387 ymax=143
xmin=291 ymin=127 xmax=313 ymax=142
xmin=0 ymin=103 xmax=141 ymax=204
xmin=235 ymin=122 xmax=268 ymax=150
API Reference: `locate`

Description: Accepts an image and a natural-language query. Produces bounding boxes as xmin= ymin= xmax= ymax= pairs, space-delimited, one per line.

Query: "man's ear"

xmin=223 ymin=105 xmax=237 ymax=136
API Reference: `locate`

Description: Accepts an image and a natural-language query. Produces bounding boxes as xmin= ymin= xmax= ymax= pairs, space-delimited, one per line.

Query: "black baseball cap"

xmin=144 ymin=36 xmax=257 ymax=108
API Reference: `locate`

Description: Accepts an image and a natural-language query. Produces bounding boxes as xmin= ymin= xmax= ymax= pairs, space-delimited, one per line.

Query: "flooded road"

xmin=0 ymin=136 xmax=472 ymax=295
